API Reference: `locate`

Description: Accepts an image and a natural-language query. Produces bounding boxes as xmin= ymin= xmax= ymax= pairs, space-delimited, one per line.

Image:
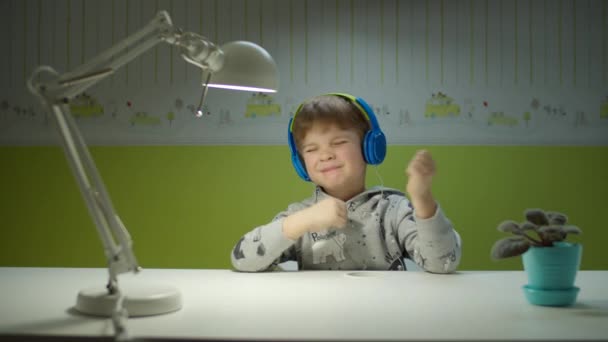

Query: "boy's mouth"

xmin=320 ymin=165 xmax=342 ymax=173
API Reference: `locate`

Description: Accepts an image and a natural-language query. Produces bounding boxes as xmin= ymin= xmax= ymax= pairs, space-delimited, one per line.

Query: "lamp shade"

xmin=204 ymin=41 xmax=279 ymax=93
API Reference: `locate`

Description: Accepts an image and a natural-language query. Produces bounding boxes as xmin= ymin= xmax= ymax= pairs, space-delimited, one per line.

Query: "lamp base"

xmin=75 ymin=284 xmax=182 ymax=317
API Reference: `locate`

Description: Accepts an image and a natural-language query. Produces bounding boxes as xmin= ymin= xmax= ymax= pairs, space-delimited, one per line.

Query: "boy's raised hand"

xmin=282 ymin=197 xmax=347 ymax=240
xmin=405 ymin=149 xmax=438 ymax=219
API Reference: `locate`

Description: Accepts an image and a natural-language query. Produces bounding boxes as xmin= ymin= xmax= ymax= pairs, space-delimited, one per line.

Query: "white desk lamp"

xmin=26 ymin=9 xmax=277 ymax=335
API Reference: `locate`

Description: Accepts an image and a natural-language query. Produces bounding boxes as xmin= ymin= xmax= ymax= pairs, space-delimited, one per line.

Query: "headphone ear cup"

xmin=363 ymin=129 xmax=387 ymax=165
xmin=353 ymin=96 xmax=386 ymax=165
xmin=287 ymin=118 xmax=311 ymax=181
xmin=291 ymin=153 xmax=310 ymax=181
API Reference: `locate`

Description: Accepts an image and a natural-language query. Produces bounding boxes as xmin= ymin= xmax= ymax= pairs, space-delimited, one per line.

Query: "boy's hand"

xmin=405 ymin=150 xmax=437 ymax=219
xmin=305 ymin=197 xmax=348 ymax=232
xmin=282 ymin=198 xmax=347 ymax=240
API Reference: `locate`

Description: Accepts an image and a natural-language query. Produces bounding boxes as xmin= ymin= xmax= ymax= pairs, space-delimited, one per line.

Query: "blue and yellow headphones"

xmin=287 ymin=93 xmax=386 ymax=181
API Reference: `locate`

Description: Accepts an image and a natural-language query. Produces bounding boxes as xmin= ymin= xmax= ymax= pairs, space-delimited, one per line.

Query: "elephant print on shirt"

xmin=312 ymin=233 xmax=347 ymax=264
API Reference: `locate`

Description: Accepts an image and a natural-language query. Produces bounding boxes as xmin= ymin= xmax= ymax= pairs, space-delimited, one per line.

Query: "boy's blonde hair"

xmin=292 ymin=94 xmax=371 ymax=151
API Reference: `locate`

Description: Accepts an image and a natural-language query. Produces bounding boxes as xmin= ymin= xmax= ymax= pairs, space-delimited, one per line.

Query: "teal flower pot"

xmin=521 ymin=242 xmax=582 ymax=306
xmin=522 ymin=242 xmax=582 ymax=289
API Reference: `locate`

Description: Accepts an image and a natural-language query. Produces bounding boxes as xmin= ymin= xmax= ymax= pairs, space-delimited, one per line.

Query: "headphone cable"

xmin=372 ymin=165 xmax=385 ymax=198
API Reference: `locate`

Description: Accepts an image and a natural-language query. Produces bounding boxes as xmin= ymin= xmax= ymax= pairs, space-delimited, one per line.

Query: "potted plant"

xmin=491 ymin=208 xmax=582 ymax=306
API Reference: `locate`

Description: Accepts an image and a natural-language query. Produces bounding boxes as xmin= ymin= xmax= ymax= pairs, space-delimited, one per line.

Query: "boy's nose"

xmin=319 ymin=148 xmax=335 ymax=161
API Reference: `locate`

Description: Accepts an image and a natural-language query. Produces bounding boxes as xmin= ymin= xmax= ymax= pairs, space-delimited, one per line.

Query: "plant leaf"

xmin=520 ymin=221 xmax=538 ymax=231
xmin=491 ymin=237 xmax=531 ymax=259
xmin=496 ymin=220 xmax=522 ymax=234
xmin=546 ymin=211 xmax=568 ymax=225
xmin=562 ymin=225 xmax=582 ymax=235
xmin=525 ymin=208 xmax=549 ymax=226
xmin=538 ymin=225 xmax=567 ymax=243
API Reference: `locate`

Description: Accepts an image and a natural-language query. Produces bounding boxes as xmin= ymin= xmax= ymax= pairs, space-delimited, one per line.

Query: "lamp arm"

xmin=48 ymin=102 xmax=136 ymax=291
xmin=27 ymin=10 xmax=225 ymax=294
xmin=34 ymin=11 xmax=224 ymax=104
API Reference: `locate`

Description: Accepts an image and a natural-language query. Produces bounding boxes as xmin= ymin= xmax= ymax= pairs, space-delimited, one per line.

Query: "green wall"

xmin=1 ymin=145 xmax=606 ymax=270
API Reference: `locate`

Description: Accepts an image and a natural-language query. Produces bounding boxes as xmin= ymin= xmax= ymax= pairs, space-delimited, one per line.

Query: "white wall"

xmin=1 ymin=0 xmax=607 ymax=145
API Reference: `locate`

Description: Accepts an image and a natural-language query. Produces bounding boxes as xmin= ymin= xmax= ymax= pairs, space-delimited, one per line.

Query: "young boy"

xmin=231 ymin=93 xmax=461 ymax=273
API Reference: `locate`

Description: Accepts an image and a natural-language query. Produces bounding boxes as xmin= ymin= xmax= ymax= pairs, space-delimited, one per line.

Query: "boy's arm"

xmin=390 ymin=199 xmax=462 ymax=273
xmin=231 ymin=209 xmax=300 ymax=272
xmin=231 ymin=197 xmax=349 ymax=272
xmin=394 ymin=149 xmax=461 ymax=273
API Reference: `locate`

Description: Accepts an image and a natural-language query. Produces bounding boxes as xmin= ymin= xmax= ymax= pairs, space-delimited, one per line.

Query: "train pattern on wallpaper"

xmin=1 ymin=0 xmax=607 ymax=145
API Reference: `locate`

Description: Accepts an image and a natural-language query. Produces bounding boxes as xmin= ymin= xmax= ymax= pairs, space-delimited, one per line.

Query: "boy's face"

xmin=300 ymin=122 xmax=367 ymax=200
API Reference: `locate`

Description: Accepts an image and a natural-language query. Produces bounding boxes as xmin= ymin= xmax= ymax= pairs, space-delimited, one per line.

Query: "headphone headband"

xmin=289 ymin=93 xmax=378 ymax=132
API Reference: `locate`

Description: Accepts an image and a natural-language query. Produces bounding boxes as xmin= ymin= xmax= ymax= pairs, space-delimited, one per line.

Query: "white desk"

xmin=0 ymin=267 xmax=607 ymax=341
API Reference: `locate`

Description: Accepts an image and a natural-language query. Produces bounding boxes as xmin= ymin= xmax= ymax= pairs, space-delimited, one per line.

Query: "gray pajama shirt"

xmin=231 ymin=186 xmax=462 ymax=273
